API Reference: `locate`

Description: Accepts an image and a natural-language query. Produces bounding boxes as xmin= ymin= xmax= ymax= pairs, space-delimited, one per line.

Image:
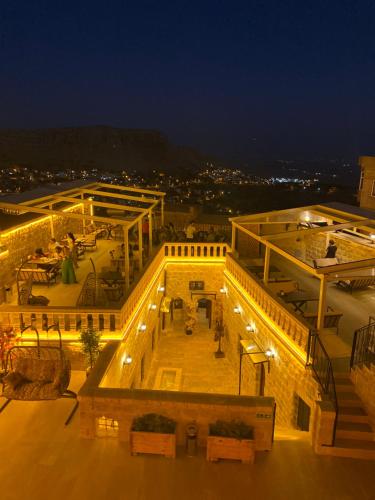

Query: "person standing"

xmin=67 ymin=232 xmax=79 ymax=269
xmin=185 ymin=221 xmax=196 ymax=242
xmin=325 ymin=239 xmax=337 ymax=259
xmin=61 ymin=246 xmax=77 ymax=284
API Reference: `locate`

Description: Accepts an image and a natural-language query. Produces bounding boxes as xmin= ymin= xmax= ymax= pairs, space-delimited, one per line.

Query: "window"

xmin=96 ymin=417 xmax=119 ymax=438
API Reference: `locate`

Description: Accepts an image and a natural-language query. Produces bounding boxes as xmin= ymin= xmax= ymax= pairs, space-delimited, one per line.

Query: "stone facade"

xmin=358 ymin=156 xmax=375 ymax=210
xmin=221 ymin=276 xmax=319 ymax=431
xmin=351 ymin=364 xmax=375 ymax=428
xmin=0 ymin=205 xmax=84 ymax=300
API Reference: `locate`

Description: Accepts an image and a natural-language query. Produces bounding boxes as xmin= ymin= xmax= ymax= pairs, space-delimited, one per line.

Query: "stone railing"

xmin=225 ymin=253 xmax=310 ymax=354
xmin=0 ymin=243 xmax=229 ymax=338
xmin=164 ymin=242 xmax=228 ymax=259
xmin=0 ymin=306 xmax=121 ymax=339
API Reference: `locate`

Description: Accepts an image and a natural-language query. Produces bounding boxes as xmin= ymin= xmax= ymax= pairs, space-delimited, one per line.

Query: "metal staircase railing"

xmin=350 ymin=317 xmax=375 ymax=369
xmin=308 ymin=330 xmax=338 ymax=446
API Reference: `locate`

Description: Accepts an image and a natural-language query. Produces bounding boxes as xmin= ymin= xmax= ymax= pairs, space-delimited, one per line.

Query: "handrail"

xmin=350 ymin=319 xmax=375 ymax=369
xmin=308 ymin=330 xmax=338 ymax=446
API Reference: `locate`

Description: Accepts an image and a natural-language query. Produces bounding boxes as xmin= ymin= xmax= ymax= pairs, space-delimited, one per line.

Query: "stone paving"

xmin=146 ymin=318 xmax=238 ymax=395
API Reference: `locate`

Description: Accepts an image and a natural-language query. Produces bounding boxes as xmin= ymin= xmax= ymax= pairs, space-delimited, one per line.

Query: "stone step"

xmin=336 ymin=421 xmax=374 ymax=440
xmin=337 ymin=392 xmax=362 ymax=406
xmin=326 ymin=439 xmax=375 ymax=460
xmin=338 ymin=407 xmax=370 ymax=424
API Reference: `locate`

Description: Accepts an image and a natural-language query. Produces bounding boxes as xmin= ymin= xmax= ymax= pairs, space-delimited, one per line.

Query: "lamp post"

xmin=238 ymin=339 xmax=273 ymax=395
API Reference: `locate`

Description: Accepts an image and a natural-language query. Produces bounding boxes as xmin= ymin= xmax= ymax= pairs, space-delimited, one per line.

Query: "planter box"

xmin=130 ymin=431 xmax=176 ymax=458
xmin=206 ymin=436 xmax=255 ymax=464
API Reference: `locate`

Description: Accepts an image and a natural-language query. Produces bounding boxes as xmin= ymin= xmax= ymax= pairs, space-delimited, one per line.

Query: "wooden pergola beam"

xmin=96 ymin=182 xmax=166 ymax=197
xmin=19 ymin=183 xmax=99 ymax=206
xmin=230 ymin=205 xmax=320 ymax=224
xmin=315 ymin=259 xmax=375 ymax=275
xmin=80 ymin=188 xmax=158 ymax=205
xmin=262 ymin=219 xmax=372 ymax=242
xmin=0 ymin=201 xmax=131 ymax=228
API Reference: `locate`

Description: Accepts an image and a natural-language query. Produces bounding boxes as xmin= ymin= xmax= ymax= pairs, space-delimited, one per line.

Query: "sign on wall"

xmin=189 ymin=281 xmax=204 ymax=291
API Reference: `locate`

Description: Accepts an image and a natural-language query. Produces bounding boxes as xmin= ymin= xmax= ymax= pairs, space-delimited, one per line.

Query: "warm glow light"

xmin=158 ymin=285 xmax=165 ymax=292
xmin=138 ymin=324 xmax=147 ymax=332
xmin=371 ymin=234 xmax=375 ymax=243
xmin=265 ymin=349 xmax=275 ymax=358
xmin=149 ymin=303 xmax=157 ymax=310
xmin=233 ymin=306 xmax=241 ymax=314
xmin=220 ymin=286 xmax=227 ymax=294
xmin=123 ymin=355 xmax=132 ymax=365
xmin=246 ymin=322 xmax=256 ymax=332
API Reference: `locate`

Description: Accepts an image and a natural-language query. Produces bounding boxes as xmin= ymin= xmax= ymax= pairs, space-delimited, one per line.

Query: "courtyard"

xmin=0 ymin=371 xmax=373 ymax=500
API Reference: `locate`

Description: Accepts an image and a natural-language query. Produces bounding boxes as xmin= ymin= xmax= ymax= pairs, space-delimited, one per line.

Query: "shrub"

xmin=209 ymin=420 xmax=254 ymax=440
xmin=131 ymin=413 xmax=176 ymax=434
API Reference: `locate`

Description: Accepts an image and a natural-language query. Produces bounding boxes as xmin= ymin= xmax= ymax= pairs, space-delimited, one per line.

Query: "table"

xmin=313 ymin=258 xmax=338 ymax=268
xmin=98 ymin=271 xmax=124 ymax=287
xmin=281 ymin=290 xmax=318 ymax=313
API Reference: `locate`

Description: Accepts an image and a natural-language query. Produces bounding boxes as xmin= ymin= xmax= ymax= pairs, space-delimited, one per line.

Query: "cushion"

xmin=14 ymin=358 xmax=59 ymax=383
xmin=4 ymin=371 xmax=26 ymax=390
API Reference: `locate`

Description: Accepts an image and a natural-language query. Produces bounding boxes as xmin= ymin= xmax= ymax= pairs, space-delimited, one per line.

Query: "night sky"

xmin=1 ymin=1 xmax=375 ymax=164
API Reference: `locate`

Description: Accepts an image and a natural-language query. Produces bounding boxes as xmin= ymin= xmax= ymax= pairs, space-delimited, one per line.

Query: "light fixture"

xmin=138 ymin=323 xmax=147 ymax=332
xmin=370 ymin=234 xmax=375 ymax=244
xmin=265 ymin=349 xmax=275 ymax=359
xmin=220 ymin=287 xmax=227 ymax=294
xmin=123 ymin=355 xmax=132 ymax=365
xmin=158 ymin=285 xmax=165 ymax=293
xmin=149 ymin=303 xmax=157 ymax=310
xmin=246 ymin=322 xmax=256 ymax=333
xmin=304 ymin=214 xmax=311 ymax=222
xmin=233 ymin=306 xmax=241 ymax=314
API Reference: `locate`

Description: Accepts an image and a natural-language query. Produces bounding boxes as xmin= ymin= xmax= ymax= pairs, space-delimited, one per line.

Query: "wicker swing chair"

xmin=0 ymin=324 xmax=78 ymax=425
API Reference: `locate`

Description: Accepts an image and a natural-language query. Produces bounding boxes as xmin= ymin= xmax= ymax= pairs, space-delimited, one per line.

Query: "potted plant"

xmin=185 ymin=302 xmax=197 ymax=335
xmin=207 ymin=419 xmax=255 ymax=464
xmin=79 ymin=325 xmax=101 ymax=375
xmin=130 ymin=413 xmax=177 ymax=458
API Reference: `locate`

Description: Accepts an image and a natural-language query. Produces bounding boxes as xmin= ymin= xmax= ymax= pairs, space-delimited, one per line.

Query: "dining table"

xmin=280 ymin=290 xmax=319 ymax=313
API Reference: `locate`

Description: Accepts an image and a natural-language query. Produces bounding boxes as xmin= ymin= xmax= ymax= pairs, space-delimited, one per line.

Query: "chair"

xmin=0 ymin=325 xmax=78 ymax=425
xmin=336 ymin=277 xmax=375 ymax=294
xmin=81 ymin=235 xmax=97 ymax=251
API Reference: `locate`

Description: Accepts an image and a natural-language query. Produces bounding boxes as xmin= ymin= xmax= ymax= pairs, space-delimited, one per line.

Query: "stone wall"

xmin=100 ymin=269 xmax=165 ymax=389
xmin=221 ymin=276 xmax=319 ymax=432
xmin=358 ymin=156 xmax=375 ymax=210
xmin=351 ymin=364 xmax=375 ymax=428
xmin=0 ymin=205 xmax=84 ymax=298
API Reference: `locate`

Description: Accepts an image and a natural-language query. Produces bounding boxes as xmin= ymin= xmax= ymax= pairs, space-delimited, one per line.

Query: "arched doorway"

xmin=196 ymin=298 xmax=212 ymax=328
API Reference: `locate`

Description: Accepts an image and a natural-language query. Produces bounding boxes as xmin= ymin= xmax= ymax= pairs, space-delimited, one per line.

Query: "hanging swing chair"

xmin=0 ymin=324 xmax=79 ymax=425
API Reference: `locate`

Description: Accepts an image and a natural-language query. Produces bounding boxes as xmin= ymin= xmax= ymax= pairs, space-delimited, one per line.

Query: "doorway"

xmin=256 ymin=363 xmax=266 ymax=396
xmin=196 ymin=298 xmax=212 ymax=328
xmin=296 ymin=396 xmax=311 ymax=431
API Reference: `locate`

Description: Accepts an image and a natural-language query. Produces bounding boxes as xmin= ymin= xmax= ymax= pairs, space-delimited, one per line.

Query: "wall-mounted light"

xmin=246 ymin=322 xmax=256 ymax=333
xmin=233 ymin=306 xmax=241 ymax=314
xmin=138 ymin=323 xmax=147 ymax=332
xmin=265 ymin=349 xmax=275 ymax=359
xmin=158 ymin=285 xmax=165 ymax=293
xmin=123 ymin=355 xmax=132 ymax=365
xmin=220 ymin=286 xmax=227 ymax=294
xmin=370 ymin=234 xmax=375 ymax=244
xmin=149 ymin=303 xmax=157 ymax=310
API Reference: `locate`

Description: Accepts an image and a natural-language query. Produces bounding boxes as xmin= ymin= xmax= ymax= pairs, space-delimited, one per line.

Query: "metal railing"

xmin=350 ymin=317 xmax=375 ymax=369
xmin=308 ymin=331 xmax=338 ymax=446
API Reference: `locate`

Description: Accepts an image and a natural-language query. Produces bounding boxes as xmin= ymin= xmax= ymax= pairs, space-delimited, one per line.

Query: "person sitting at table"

xmin=33 ymin=247 xmax=47 ymax=259
xmin=48 ymin=237 xmax=61 ymax=255
xmin=61 ymin=245 xmax=77 ymax=284
xmin=53 ymin=246 xmax=64 ymax=260
xmin=325 ymin=239 xmax=337 ymax=259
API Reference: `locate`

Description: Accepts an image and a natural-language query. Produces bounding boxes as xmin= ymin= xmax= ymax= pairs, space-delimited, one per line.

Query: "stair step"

xmin=337 ymin=392 xmax=362 ymax=406
xmin=336 ymin=421 xmax=374 ymax=440
xmin=321 ymin=439 xmax=375 ymax=459
xmin=338 ymin=411 xmax=370 ymax=424
xmin=335 ymin=383 xmax=355 ymax=391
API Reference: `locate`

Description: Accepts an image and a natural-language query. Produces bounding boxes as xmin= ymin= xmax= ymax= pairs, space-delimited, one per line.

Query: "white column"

xmin=263 ymin=246 xmax=271 ymax=284
xmin=317 ymin=275 xmax=328 ymax=331
xmin=149 ymin=210 xmax=153 ymax=254
xmin=138 ymin=219 xmax=143 ymax=271
xmin=124 ymin=228 xmax=130 ymax=290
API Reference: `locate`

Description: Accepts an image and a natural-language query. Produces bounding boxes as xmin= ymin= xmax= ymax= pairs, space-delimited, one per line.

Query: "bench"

xmin=81 ymin=235 xmax=97 ymax=251
xmin=17 ymin=268 xmax=57 ymax=286
xmin=303 ymin=308 xmax=343 ymax=334
xmin=336 ymin=277 xmax=375 ymax=294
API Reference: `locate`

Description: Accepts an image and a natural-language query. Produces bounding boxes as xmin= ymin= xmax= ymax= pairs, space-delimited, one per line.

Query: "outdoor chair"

xmin=336 ymin=277 xmax=375 ymax=294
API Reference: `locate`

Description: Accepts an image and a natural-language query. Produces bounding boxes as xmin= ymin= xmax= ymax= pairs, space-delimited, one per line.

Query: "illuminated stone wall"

xmin=0 ymin=206 xmax=84 ymax=298
xmin=351 ymin=364 xmax=375 ymax=428
xmin=221 ymin=275 xmax=319 ymax=432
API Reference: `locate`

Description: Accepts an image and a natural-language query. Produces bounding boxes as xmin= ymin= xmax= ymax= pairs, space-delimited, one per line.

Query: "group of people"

xmin=155 ymin=222 xmax=227 ymax=244
xmin=31 ymin=233 xmax=80 ymax=284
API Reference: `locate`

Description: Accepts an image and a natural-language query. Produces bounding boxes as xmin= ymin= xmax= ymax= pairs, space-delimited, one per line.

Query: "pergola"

xmin=230 ymin=204 xmax=375 ymax=330
xmin=0 ymin=182 xmax=166 ymax=289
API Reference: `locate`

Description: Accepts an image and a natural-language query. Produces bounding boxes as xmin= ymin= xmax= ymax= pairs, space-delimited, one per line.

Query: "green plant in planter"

xmin=79 ymin=325 xmax=101 ymax=370
xmin=131 ymin=413 xmax=176 ymax=434
xmin=209 ymin=420 xmax=254 ymax=440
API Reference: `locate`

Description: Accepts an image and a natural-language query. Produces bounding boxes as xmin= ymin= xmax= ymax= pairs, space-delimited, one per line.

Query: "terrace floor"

xmin=4 ymin=239 xmax=127 ymax=308
xmin=0 ymin=372 xmax=373 ymax=500
xmin=264 ymin=254 xmax=375 ymax=370
xmin=145 ymin=318 xmax=237 ymax=394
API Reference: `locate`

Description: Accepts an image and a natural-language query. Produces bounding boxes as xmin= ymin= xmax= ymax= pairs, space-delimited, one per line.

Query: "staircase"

xmin=323 ymin=372 xmax=375 ymax=459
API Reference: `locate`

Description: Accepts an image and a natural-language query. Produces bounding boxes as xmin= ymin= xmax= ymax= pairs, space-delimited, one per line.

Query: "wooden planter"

xmin=130 ymin=431 xmax=176 ymax=458
xmin=206 ymin=436 xmax=255 ymax=464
